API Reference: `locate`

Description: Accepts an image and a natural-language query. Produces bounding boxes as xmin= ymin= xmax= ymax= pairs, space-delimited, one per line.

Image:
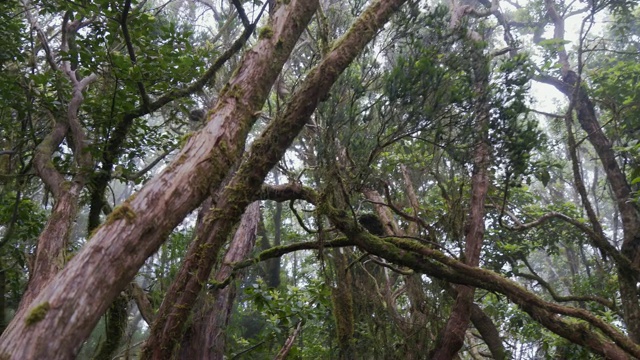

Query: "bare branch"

xmin=120 ymin=0 xmax=150 ymax=110
xmin=22 ymin=0 xmax=58 ymax=71
xmin=231 ymin=0 xmax=251 ymax=29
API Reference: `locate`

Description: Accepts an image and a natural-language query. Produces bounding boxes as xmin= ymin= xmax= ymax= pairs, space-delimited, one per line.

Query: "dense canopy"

xmin=0 ymin=0 xmax=639 ymax=358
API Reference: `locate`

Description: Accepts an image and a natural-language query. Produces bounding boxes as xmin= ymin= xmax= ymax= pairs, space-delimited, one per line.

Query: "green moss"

xmin=178 ymin=132 xmax=194 ymax=147
xmin=229 ymin=84 xmax=244 ymax=99
xmin=104 ymin=203 xmax=136 ymax=226
xmin=60 ymin=180 xmax=72 ymax=192
xmin=87 ymin=223 xmax=103 ymax=240
xmin=25 ymin=301 xmax=50 ymax=326
xmin=259 ymin=26 xmax=274 ymax=39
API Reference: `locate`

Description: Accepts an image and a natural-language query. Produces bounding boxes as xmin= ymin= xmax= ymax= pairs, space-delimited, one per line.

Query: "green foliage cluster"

xmin=229 ymin=278 xmax=333 ymax=359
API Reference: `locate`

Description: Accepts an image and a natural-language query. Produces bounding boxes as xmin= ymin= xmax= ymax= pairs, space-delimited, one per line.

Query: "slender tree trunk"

xmin=263 ymin=170 xmax=283 ymax=289
xmin=92 ymin=293 xmax=129 ymax=360
xmin=563 ymin=71 xmax=640 ymax=342
xmin=0 ymin=0 xmax=406 ymax=357
xmin=432 ymin=49 xmax=491 ymax=359
xmin=331 ymin=248 xmax=355 ymax=359
xmin=543 ymin=0 xmax=640 ymax=341
xmin=259 ymin=215 xmax=281 ymax=288
xmin=274 ymin=321 xmax=303 ymax=360
xmin=469 ymin=302 xmax=507 ymax=360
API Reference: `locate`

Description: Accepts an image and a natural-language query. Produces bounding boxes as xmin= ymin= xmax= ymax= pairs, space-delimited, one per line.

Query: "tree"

xmin=1 ymin=0 xmax=640 ymax=358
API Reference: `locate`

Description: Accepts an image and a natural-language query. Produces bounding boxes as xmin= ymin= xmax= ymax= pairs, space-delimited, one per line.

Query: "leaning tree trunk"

xmin=20 ymin=34 xmax=97 ymax=312
xmin=142 ymin=1 xmax=407 ymax=357
xmin=562 ymin=70 xmax=640 ymax=343
xmin=178 ymin=202 xmax=260 ymax=359
xmin=0 ymin=1 xmax=318 ymax=358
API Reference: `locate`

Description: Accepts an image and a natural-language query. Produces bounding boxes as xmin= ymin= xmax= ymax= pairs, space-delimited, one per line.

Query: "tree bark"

xmin=22 ymin=40 xmax=97 ymax=311
xmin=432 ymin=50 xmax=491 ymax=360
xmin=469 ymin=302 xmax=507 ymax=360
xmin=143 ymin=0 xmax=406 ymax=356
xmin=562 ymin=71 xmax=640 ymax=343
xmin=240 ymin=181 xmax=640 ymax=358
xmin=542 ymin=0 xmax=640 ymax=342
xmin=324 ymin=193 xmax=639 ymax=359
xmin=274 ymin=321 xmax=303 ymax=360
xmin=178 ymin=202 xmax=260 ymax=359
xmin=92 ymin=293 xmax=129 ymax=360
xmin=0 ymin=2 xmax=317 ymax=357
xmin=331 ymin=248 xmax=355 ymax=359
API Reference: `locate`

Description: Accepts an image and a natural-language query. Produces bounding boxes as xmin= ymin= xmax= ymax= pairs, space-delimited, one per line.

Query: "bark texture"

xmin=22 ymin=11 xmax=97 ymax=308
xmin=432 ymin=50 xmax=491 ymax=360
xmin=0 ymin=2 xmax=316 ymax=357
xmin=331 ymin=249 xmax=355 ymax=359
xmin=143 ymin=0 xmax=407 ymax=356
xmin=323 ymin=191 xmax=639 ymax=359
xmin=178 ymin=202 xmax=260 ymax=359
xmin=543 ymin=0 xmax=640 ymax=342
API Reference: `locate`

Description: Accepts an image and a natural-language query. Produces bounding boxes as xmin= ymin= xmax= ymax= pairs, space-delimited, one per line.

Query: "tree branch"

xmin=322 ymin=193 xmax=640 ymax=359
xmin=120 ymin=0 xmax=150 ymax=110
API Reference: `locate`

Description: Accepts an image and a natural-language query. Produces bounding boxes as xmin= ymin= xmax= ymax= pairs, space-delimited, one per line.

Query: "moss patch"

xmin=104 ymin=202 xmax=137 ymax=226
xmin=25 ymin=301 xmax=50 ymax=326
xmin=259 ymin=26 xmax=274 ymax=39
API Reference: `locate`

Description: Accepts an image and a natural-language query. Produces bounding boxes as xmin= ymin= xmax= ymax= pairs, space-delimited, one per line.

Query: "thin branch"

xmin=289 ymin=200 xmax=318 ymax=233
xmin=514 ymin=268 xmax=616 ymax=311
xmin=22 ymin=0 xmax=58 ymax=71
xmin=208 ymin=237 xmax=354 ymax=290
xmin=230 ymin=0 xmax=251 ymax=29
xmin=368 ymin=256 xmax=413 ymax=275
xmin=127 ymin=148 xmax=176 ymax=181
xmin=493 ymin=205 xmax=640 ymax=282
xmin=523 ymin=257 xmax=614 ymax=309
xmin=274 ymin=321 xmax=303 ymax=360
xmin=529 ymin=108 xmax=565 ymax=118
xmin=120 ymin=0 xmax=150 ymax=110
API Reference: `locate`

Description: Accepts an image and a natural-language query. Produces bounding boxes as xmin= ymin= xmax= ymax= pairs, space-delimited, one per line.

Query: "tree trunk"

xmin=0 ymin=0 xmax=407 ymax=357
xmin=259 ymin=215 xmax=281 ymax=288
xmin=178 ymin=202 xmax=260 ymax=359
xmin=562 ymin=71 xmax=640 ymax=342
xmin=0 ymin=1 xmax=317 ymax=357
xmin=92 ymin=293 xmax=129 ymax=360
xmin=274 ymin=321 xmax=303 ymax=360
xmin=429 ymin=50 xmax=492 ymax=360
xmin=331 ymin=248 xmax=355 ymax=359
xmin=262 ymin=170 xmax=283 ymax=289
xmin=543 ymin=0 xmax=640 ymax=342
xmin=143 ymin=0 xmax=406 ymax=357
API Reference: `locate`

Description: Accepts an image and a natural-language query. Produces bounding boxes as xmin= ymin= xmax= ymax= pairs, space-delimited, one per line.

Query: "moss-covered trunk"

xmin=143 ymin=0 xmax=408 ymax=356
xmin=178 ymin=202 xmax=260 ymax=359
xmin=331 ymin=249 xmax=354 ymax=359
xmin=0 ymin=1 xmax=317 ymax=357
xmin=92 ymin=293 xmax=129 ymax=360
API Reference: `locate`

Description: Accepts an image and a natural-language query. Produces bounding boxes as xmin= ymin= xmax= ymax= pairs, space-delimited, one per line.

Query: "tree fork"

xmin=0 ymin=1 xmax=318 ymax=358
xmin=141 ymin=0 xmax=408 ymax=357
